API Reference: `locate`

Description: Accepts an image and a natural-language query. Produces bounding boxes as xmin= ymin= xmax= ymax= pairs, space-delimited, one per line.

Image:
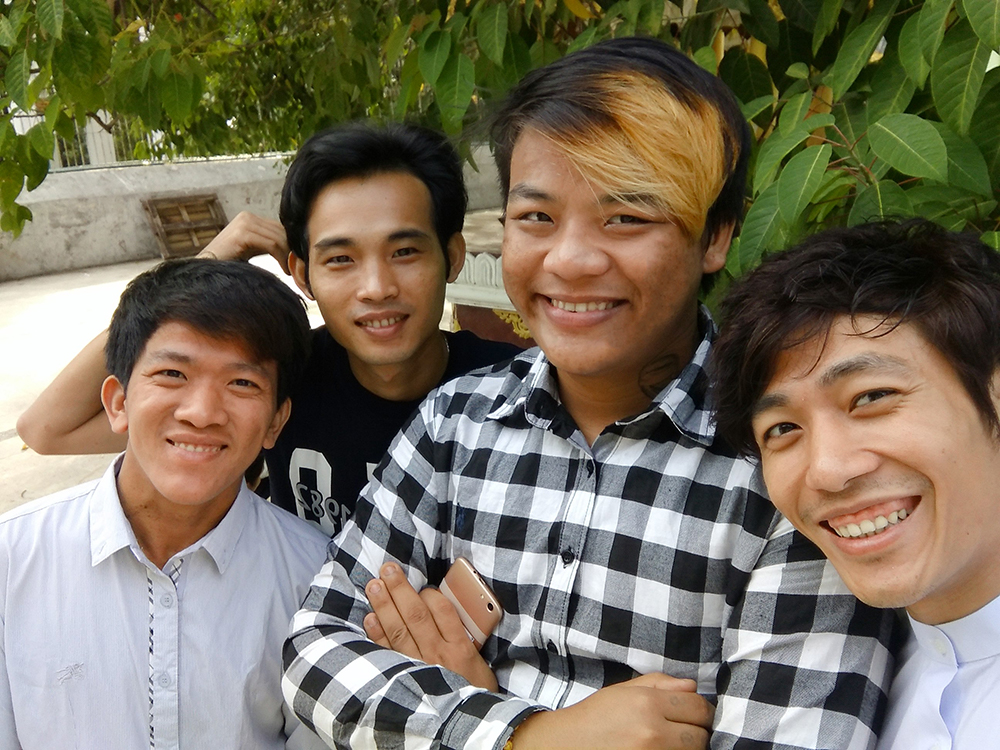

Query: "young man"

xmin=282 ymin=38 xmax=897 ymax=750
xmin=0 ymin=259 xmax=329 ymax=749
xmin=17 ymin=124 xmax=519 ymax=537
xmin=710 ymin=219 xmax=1000 ymax=749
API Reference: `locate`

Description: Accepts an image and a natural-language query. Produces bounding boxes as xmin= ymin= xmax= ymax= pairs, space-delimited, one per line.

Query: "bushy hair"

xmin=491 ymin=36 xmax=750 ymax=244
xmin=280 ymin=122 xmax=467 ymax=275
xmin=105 ymin=258 xmax=310 ymax=405
xmin=710 ymin=219 xmax=1000 ymax=456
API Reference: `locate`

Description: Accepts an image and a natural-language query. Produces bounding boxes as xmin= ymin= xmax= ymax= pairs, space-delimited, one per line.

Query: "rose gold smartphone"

xmin=439 ymin=557 xmax=503 ymax=649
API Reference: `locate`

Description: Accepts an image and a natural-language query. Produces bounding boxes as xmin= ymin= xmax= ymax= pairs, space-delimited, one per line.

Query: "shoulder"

xmin=0 ymin=479 xmax=97 ymax=530
xmin=248 ymin=493 xmax=330 ymax=564
xmin=445 ymin=331 xmax=522 ymax=376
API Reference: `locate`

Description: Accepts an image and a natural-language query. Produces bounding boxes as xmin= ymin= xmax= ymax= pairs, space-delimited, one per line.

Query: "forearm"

xmin=16 ymin=330 xmax=124 ymax=455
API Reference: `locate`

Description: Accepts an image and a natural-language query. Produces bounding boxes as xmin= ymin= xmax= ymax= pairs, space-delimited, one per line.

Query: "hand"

xmin=364 ymin=562 xmax=499 ymax=692
xmin=197 ymin=212 xmax=291 ymax=273
xmin=513 ymin=673 xmax=713 ymax=749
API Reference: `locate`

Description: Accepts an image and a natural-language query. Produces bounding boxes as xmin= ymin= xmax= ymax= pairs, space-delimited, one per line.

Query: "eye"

xmin=852 ymin=389 xmax=896 ymax=409
xmin=515 ymin=210 xmax=552 ymax=223
xmin=155 ymin=369 xmax=185 ymax=379
xmin=393 ymin=246 xmax=420 ymax=258
xmin=606 ymin=213 xmax=650 ymax=225
xmin=762 ymin=421 xmax=799 ymax=441
xmin=324 ymin=254 xmax=352 ymax=266
xmin=231 ymin=378 xmax=261 ymax=389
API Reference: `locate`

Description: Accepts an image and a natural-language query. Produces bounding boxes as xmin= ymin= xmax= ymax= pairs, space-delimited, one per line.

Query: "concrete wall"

xmin=0 ymin=144 xmax=502 ymax=282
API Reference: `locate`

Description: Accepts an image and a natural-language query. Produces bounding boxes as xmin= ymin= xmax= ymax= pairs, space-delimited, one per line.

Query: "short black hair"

xmin=279 ymin=122 xmax=467 ymax=275
xmin=491 ymin=36 xmax=750 ymax=243
xmin=106 ymin=259 xmax=310 ymax=405
xmin=711 ymin=219 xmax=1000 ymax=457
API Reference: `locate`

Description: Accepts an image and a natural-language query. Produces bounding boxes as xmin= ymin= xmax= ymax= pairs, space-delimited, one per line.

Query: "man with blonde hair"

xmin=282 ymin=38 xmax=896 ymax=750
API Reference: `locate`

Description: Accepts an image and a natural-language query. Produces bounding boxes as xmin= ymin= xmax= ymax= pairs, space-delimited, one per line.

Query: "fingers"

xmin=199 ymin=212 xmax=292 ymax=273
xmin=420 ymin=588 xmax=471 ymax=644
xmin=629 ymin=672 xmax=699 ymax=692
xmin=363 ymin=612 xmax=391 ymax=648
xmin=364 ymin=574 xmax=421 ymax=660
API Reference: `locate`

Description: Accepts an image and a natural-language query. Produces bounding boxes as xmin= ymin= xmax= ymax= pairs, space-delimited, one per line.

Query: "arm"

xmin=17 ymin=212 xmax=290 ymax=456
xmin=712 ymin=488 xmax=899 ymax=750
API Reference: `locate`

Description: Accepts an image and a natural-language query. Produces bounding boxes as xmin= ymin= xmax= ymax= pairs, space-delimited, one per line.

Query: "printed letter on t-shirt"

xmin=288 ymin=447 xmax=349 ymax=537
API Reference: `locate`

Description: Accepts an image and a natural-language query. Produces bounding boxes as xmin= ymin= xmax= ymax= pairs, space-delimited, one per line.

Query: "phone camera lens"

xmin=487 ymin=602 xmax=494 ymax=611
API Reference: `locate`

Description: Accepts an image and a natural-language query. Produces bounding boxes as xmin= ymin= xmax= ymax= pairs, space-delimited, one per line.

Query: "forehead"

xmin=306 ymin=171 xmax=436 ymax=241
xmin=138 ymin=321 xmax=274 ymax=377
xmin=507 ymin=129 xmax=624 ymax=203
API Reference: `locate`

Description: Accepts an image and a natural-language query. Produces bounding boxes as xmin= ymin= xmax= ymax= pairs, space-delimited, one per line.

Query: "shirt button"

xmin=160 ymin=594 xmax=174 ymax=608
xmin=585 ymin=462 xmax=594 ymax=477
xmin=933 ymin=637 xmax=949 ymax=657
xmin=156 ymin=672 xmax=171 ymax=688
xmin=546 ymin=640 xmax=558 ymax=654
xmin=560 ymin=549 xmax=575 ymax=565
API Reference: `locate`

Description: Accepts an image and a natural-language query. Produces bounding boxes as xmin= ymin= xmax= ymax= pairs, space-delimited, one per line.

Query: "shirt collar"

xmin=90 ymin=453 xmax=251 ymax=575
xmin=909 ymin=592 xmax=1000 ymax=664
xmin=487 ymin=307 xmax=718 ymax=446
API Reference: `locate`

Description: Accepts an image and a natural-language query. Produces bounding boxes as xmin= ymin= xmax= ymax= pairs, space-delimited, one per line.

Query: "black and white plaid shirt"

xmin=283 ymin=321 xmax=897 ymax=750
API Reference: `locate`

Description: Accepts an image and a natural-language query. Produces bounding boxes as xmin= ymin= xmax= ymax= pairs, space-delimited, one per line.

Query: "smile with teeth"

xmin=548 ymin=298 xmax=621 ymax=313
xmin=358 ymin=316 xmax=404 ymax=329
xmin=832 ymin=508 xmax=909 ymax=539
xmin=169 ymin=440 xmax=223 ymax=454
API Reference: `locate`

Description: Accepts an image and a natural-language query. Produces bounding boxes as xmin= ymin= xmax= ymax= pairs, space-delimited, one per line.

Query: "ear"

xmin=288 ymin=253 xmax=314 ymax=300
xmin=101 ymin=375 xmax=130 ymax=436
xmin=702 ymin=223 xmax=736 ymax=274
xmin=261 ymin=397 xmax=292 ymax=451
xmin=445 ymin=232 xmax=466 ymax=284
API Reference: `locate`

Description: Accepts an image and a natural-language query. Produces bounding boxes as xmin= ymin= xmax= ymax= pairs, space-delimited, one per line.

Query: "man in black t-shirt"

xmin=17 ymin=124 xmax=518 ymax=537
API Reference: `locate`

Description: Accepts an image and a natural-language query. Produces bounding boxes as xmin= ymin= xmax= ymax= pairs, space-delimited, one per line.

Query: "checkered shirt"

xmin=283 ymin=320 xmax=898 ymax=750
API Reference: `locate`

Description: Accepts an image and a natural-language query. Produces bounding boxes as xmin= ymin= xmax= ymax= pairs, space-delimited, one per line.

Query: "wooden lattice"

xmin=143 ymin=194 xmax=228 ymax=259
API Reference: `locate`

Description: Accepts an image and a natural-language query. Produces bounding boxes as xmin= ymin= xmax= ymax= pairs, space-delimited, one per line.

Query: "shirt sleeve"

xmin=711 ymin=498 xmax=899 ymax=750
xmin=281 ymin=402 xmax=541 ymax=750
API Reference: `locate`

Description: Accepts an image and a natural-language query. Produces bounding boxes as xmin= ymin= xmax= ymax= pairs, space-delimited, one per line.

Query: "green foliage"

xmin=0 ymin=0 xmax=997 ymax=263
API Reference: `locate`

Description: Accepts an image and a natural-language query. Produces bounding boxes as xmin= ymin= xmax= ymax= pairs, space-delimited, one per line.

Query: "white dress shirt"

xmin=879 ymin=594 xmax=1000 ymax=749
xmin=0 ymin=457 xmax=330 ymax=750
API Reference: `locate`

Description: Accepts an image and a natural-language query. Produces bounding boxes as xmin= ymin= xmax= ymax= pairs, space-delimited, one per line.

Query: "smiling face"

xmin=103 ymin=321 xmax=289 ymax=516
xmin=288 ymin=171 xmax=465 ymax=387
xmin=752 ymin=315 xmax=1000 ymax=624
xmin=501 ymin=128 xmax=730 ymax=395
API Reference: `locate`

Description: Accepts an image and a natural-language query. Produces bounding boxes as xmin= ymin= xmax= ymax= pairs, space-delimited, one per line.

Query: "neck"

xmin=349 ymin=331 xmax=449 ymax=401
xmin=116 ymin=460 xmax=237 ymax=570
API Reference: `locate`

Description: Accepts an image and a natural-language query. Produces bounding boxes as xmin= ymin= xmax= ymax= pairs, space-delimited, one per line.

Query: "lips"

xmin=167 ymin=439 xmax=224 ymax=454
xmin=823 ymin=497 xmax=919 ymax=540
xmin=357 ymin=315 xmax=405 ymax=328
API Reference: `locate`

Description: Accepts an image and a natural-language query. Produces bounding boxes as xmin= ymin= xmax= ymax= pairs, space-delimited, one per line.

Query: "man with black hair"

xmin=18 ymin=123 xmax=519 ymax=537
xmin=282 ymin=38 xmax=896 ymax=750
xmin=0 ymin=259 xmax=329 ymax=748
xmin=710 ymin=219 xmax=1000 ymax=749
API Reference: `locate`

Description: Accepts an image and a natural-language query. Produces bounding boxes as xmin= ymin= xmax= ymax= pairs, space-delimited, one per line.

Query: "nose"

xmin=174 ymin=381 xmax=228 ymax=428
xmin=357 ymin=258 xmax=399 ymax=302
xmin=803 ymin=419 xmax=879 ymax=493
xmin=541 ymin=221 xmax=611 ymax=281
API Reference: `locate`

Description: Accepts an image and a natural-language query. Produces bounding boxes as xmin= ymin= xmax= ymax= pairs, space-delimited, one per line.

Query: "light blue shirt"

xmin=0 ymin=457 xmax=330 ymax=749
xmin=879 ymin=594 xmax=1000 ymax=749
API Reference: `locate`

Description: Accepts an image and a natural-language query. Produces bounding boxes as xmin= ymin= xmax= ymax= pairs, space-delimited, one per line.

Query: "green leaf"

xmin=898 ymin=13 xmax=930 ymax=88
xmin=969 ymin=83 xmax=1000 ymax=183
xmin=5 ymin=51 xmax=31 ymax=110
xmin=27 ymin=123 xmax=54 ymax=160
xmin=777 ymin=144 xmax=832 ymax=224
xmin=150 ymin=48 xmax=171 ymax=79
xmin=693 ymin=46 xmax=717 ymax=74
xmin=384 ymin=21 xmax=410 ymax=69
xmin=982 ymin=231 xmax=1000 ymax=251
xmin=744 ymin=0 xmax=781 ymax=47
xmin=753 ymin=115 xmax=834 ymax=193
xmin=1 ymin=202 xmax=32 ymax=237
xmin=740 ymin=94 xmax=774 ymax=121
xmin=826 ymin=0 xmax=899 ymax=100
xmin=0 ymin=159 xmax=24 ymax=209
xmin=812 ymin=0 xmax=844 ymax=54
xmin=393 ymin=52 xmax=422 ymax=119
xmin=418 ymin=31 xmax=451 ymax=88
xmin=848 ymin=180 xmax=913 ymax=225
xmin=931 ymin=20 xmax=989 ymax=136
xmin=435 ymin=51 xmax=474 ymax=132
xmin=778 ymin=91 xmax=811 ymax=136
xmin=907 ymin=184 xmax=996 ymax=230
xmin=918 ymin=0 xmax=953 ymax=68
xmin=37 ymin=0 xmax=65 ymax=39
xmin=786 ymin=62 xmax=810 ymax=79
xmin=566 ymin=26 xmax=599 ymax=55
xmin=866 ymin=53 xmax=915 ymax=126
xmin=739 ymin=182 xmax=783 ymax=269
xmin=964 ymin=0 xmax=1000 ymax=47
xmin=778 ymin=0 xmax=823 ymax=32
xmin=929 ymin=122 xmax=992 ymax=196
xmin=477 ymin=4 xmax=507 ymax=66
xmin=0 ymin=16 xmax=16 ymax=48
xmin=160 ymin=71 xmax=194 ymax=123
xmin=718 ymin=48 xmax=773 ymax=107
xmin=868 ymin=113 xmax=948 ymax=181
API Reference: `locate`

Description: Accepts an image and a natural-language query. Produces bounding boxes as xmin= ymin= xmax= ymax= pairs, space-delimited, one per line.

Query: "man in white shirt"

xmin=0 ymin=259 xmax=329 ymax=749
xmin=710 ymin=219 xmax=1000 ymax=749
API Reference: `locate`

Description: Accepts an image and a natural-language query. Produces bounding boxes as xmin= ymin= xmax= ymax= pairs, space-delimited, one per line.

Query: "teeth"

xmin=173 ymin=442 xmax=221 ymax=453
xmin=550 ymin=299 xmax=618 ymax=313
xmin=835 ymin=508 xmax=910 ymax=538
xmin=360 ymin=316 xmax=403 ymax=329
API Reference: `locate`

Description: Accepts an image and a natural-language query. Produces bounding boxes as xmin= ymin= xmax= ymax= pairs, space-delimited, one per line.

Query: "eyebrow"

xmin=506 ymin=184 xmax=554 ymax=203
xmin=752 ymin=352 xmax=913 ymax=418
xmin=312 ymin=227 xmax=432 ymax=251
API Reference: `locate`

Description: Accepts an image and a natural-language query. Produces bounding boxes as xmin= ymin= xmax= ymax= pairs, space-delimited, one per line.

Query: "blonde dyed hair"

xmin=541 ymin=70 xmax=736 ymax=241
